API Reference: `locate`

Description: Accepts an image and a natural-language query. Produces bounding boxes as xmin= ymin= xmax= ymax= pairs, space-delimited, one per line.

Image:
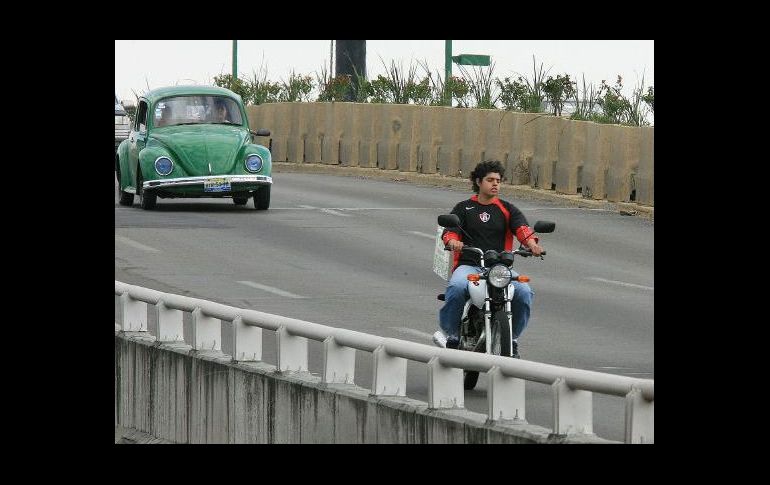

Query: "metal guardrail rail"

xmin=115 ymin=280 xmax=653 ymax=443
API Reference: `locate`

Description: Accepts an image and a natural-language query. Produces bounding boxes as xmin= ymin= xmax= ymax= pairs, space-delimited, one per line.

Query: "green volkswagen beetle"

xmin=116 ymin=85 xmax=272 ymax=210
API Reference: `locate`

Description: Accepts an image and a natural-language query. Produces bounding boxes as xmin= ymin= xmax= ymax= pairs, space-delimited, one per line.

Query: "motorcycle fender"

xmin=468 ymin=279 xmax=487 ymax=308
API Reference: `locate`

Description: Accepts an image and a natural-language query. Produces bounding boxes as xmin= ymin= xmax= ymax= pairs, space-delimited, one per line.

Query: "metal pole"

xmin=232 ymin=40 xmax=238 ymax=82
xmin=330 ymin=40 xmax=334 ymax=77
xmin=444 ymin=40 xmax=452 ymax=106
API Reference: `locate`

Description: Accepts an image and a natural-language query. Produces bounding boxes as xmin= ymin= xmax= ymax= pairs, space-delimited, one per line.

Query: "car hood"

xmin=149 ymin=125 xmax=250 ymax=175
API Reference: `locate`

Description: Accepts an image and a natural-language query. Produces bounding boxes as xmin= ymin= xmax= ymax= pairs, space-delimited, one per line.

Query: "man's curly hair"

xmin=470 ymin=160 xmax=505 ymax=193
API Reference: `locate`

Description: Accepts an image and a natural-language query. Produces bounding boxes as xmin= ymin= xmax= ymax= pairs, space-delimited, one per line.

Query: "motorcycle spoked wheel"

xmin=462 ymin=310 xmax=511 ymax=390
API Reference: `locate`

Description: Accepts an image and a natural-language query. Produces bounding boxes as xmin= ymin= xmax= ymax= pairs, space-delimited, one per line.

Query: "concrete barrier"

xmin=555 ymin=119 xmax=588 ymax=195
xmin=606 ymin=126 xmax=641 ymax=203
xmin=247 ymin=103 xmax=653 ymax=206
xmin=636 ymin=127 xmax=654 ymax=205
xmin=115 ymin=281 xmax=653 ymax=444
xmin=581 ymin=122 xmax=613 ymax=200
xmin=115 ymin=332 xmax=616 ymax=444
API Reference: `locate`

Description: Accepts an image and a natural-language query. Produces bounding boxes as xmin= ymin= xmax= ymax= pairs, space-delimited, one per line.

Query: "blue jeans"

xmin=439 ymin=265 xmax=534 ymax=341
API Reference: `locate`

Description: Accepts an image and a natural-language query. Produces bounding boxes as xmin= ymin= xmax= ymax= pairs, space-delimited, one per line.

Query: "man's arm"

xmin=508 ymin=202 xmax=544 ymax=256
xmin=442 ymin=202 xmax=466 ymax=250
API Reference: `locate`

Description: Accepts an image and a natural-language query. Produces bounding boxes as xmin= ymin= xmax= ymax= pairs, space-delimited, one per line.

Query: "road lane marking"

xmin=408 ymin=231 xmax=436 ymax=239
xmin=298 ymin=204 xmax=351 ymax=217
xmin=587 ymin=277 xmax=653 ymax=291
xmin=321 ymin=208 xmax=351 ymax=217
xmin=115 ymin=235 xmax=160 ymax=252
xmin=237 ymin=281 xmax=305 ymax=299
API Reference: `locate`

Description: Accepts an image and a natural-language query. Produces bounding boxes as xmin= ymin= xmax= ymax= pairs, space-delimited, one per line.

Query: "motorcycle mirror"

xmin=438 ymin=214 xmax=461 ymax=228
xmin=533 ymin=220 xmax=556 ymax=233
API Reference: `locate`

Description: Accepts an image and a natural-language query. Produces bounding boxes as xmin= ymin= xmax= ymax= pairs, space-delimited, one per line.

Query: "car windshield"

xmin=153 ymin=95 xmax=243 ymax=128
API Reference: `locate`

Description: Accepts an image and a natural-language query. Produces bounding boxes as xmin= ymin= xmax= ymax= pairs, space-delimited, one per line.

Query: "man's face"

xmin=477 ymin=172 xmax=502 ymax=198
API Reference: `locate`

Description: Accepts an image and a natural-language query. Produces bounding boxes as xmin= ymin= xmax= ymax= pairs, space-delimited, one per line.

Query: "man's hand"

xmin=447 ymin=239 xmax=464 ymax=252
xmin=526 ymin=238 xmax=544 ymax=256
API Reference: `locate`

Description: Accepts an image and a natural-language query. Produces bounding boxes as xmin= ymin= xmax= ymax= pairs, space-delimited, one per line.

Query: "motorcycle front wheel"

xmin=462 ymin=311 xmax=511 ymax=390
xmin=490 ymin=310 xmax=512 ymax=357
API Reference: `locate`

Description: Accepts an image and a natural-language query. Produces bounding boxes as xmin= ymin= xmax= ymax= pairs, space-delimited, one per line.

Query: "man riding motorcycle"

xmin=433 ymin=160 xmax=544 ymax=358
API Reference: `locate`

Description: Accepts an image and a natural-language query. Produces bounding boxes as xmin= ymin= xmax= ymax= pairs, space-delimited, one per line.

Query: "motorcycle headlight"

xmin=245 ymin=154 xmax=263 ymax=173
xmin=154 ymin=156 xmax=174 ymax=176
xmin=488 ymin=264 xmax=512 ymax=288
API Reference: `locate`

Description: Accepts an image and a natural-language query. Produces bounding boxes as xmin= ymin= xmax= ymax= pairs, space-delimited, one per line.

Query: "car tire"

xmin=141 ymin=191 xmax=157 ymax=210
xmin=233 ymin=197 xmax=248 ymax=205
xmin=253 ymin=185 xmax=270 ymax=210
xmin=137 ymin=170 xmax=157 ymax=210
xmin=116 ymin=166 xmax=134 ymax=206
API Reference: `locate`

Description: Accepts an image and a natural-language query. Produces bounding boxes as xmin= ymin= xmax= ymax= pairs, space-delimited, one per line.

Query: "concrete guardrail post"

xmin=488 ymin=366 xmax=526 ymax=421
xmin=371 ymin=345 xmax=407 ymax=396
xmin=625 ymin=386 xmax=654 ymax=444
xmin=186 ymin=308 xmax=220 ymax=351
xmin=322 ymin=336 xmax=356 ymax=384
xmin=120 ymin=292 xmax=148 ymax=331
xmin=277 ymin=325 xmax=308 ymax=372
xmin=221 ymin=316 xmax=261 ymax=362
xmin=552 ymin=377 xmax=593 ymax=435
xmin=151 ymin=300 xmax=183 ymax=342
xmin=427 ymin=356 xmax=463 ymax=409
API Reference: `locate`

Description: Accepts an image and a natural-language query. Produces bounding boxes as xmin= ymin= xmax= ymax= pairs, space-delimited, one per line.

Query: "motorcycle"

xmin=437 ymin=214 xmax=555 ymax=390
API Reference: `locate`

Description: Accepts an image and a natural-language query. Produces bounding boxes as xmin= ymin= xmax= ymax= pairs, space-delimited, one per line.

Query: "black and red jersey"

xmin=442 ymin=195 xmax=535 ymax=268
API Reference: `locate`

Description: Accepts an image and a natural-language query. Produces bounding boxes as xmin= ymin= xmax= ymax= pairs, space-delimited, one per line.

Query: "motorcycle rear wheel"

xmin=464 ymin=369 xmax=480 ymax=390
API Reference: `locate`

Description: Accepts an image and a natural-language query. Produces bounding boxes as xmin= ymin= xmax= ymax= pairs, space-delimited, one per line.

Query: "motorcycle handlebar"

xmin=513 ymin=249 xmax=547 ymax=257
xmin=445 ymin=246 xmax=546 ymax=258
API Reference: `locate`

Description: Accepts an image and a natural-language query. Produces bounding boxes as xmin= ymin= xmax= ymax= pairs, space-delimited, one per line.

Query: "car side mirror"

xmin=250 ymin=129 xmax=271 ymax=137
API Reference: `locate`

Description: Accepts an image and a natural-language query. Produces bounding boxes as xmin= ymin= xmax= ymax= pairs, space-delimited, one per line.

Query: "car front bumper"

xmin=143 ymin=174 xmax=272 ymax=191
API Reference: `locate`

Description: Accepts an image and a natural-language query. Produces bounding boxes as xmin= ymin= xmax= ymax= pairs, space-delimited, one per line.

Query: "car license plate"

xmin=204 ymin=177 xmax=231 ymax=192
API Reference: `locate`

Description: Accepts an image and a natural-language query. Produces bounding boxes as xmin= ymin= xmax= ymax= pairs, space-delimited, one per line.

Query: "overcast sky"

xmin=115 ymin=40 xmax=653 ymax=104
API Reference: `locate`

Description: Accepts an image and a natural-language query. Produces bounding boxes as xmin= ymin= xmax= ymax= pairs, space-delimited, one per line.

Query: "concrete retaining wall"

xmin=246 ymin=103 xmax=653 ymax=206
xmin=115 ymin=332 xmax=613 ymax=444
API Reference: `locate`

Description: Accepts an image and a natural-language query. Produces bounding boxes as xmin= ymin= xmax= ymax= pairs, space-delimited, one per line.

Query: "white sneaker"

xmin=432 ymin=330 xmax=448 ymax=348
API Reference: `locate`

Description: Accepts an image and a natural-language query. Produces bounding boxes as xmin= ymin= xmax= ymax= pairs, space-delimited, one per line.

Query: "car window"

xmin=153 ymin=95 xmax=243 ymax=127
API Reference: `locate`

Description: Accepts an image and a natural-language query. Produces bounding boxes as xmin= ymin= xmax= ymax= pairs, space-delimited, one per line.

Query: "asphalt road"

xmin=115 ymin=169 xmax=654 ymax=442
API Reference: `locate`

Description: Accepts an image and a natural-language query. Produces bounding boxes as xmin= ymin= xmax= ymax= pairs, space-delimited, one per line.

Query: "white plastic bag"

xmin=432 ymin=225 xmax=452 ymax=281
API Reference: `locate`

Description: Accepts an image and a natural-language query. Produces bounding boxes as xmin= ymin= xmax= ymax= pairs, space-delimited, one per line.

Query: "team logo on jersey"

xmin=479 ymin=212 xmax=490 ymax=222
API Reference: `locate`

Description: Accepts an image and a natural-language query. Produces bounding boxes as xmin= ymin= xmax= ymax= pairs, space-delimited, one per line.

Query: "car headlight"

xmin=245 ymin=154 xmax=263 ymax=173
xmin=154 ymin=156 xmax=174 ymax=176
xmin=488 ymin=264 xmax=512 ymax=288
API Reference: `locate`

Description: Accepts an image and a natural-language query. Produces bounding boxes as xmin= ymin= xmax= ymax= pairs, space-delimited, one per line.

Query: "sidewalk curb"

xmin=273 ymin=162 xmax=654 ymax=221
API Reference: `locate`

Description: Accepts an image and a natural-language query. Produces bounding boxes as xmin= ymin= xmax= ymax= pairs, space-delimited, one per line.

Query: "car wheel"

xmin=141 ymin=190 xmax=157 ymax=210
xmin=116 ymin=166 xmax=134 ymax=206
xmin=253 ymin=185 xmax=270 ymax=210
xmin=233 ymin=197 xmax=248 ymax=205
xmin=137 ymin=170 xmax=157 ymax=210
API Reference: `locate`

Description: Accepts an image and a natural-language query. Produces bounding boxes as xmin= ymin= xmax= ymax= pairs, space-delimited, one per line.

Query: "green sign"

xmin=451 ymin=54 xmax=491 ymax=66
